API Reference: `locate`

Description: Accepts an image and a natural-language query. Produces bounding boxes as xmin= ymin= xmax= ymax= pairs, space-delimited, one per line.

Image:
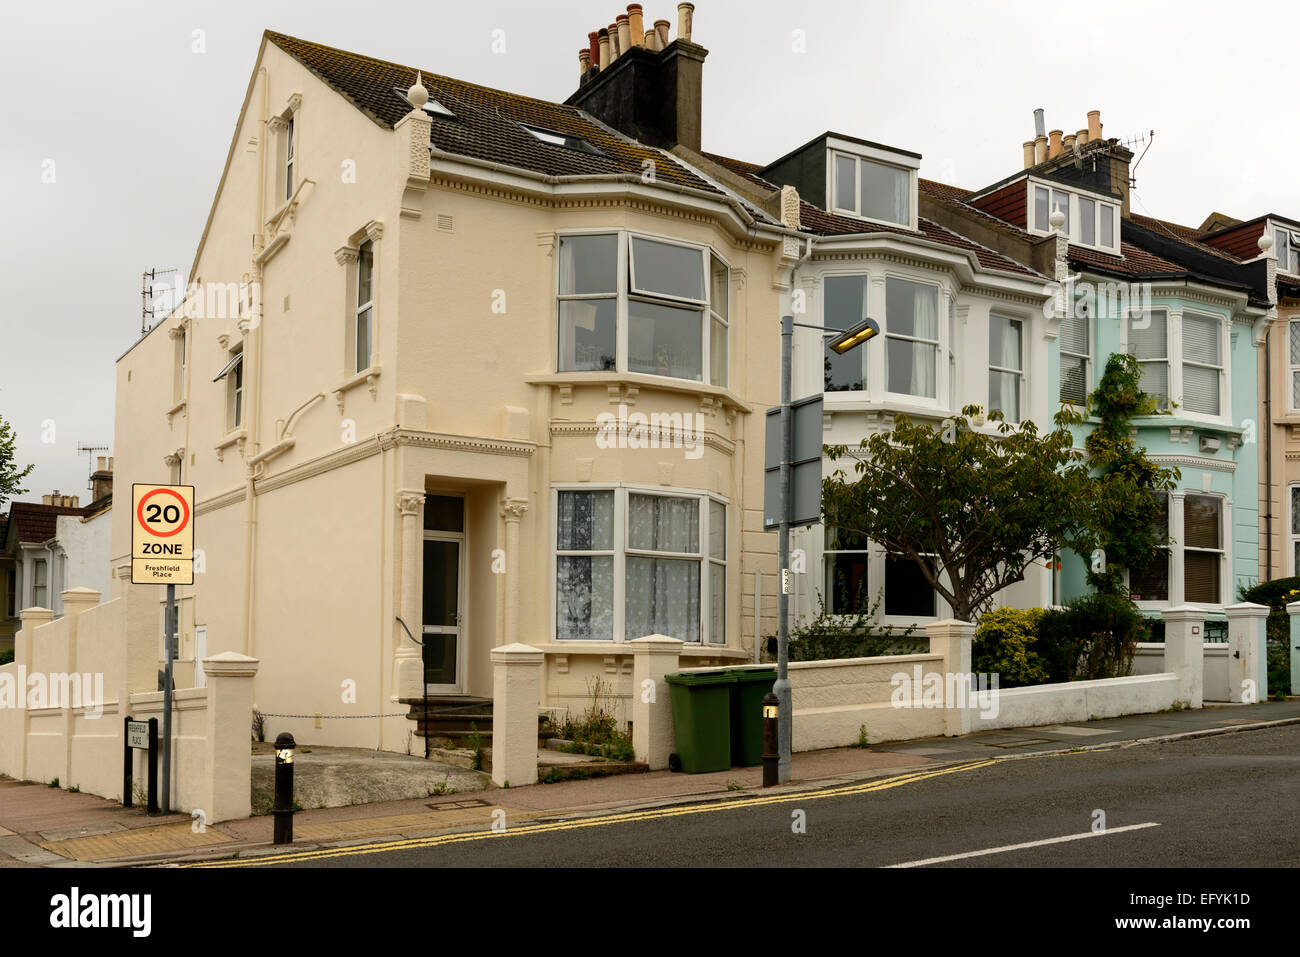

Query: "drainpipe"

xmin=242 ymin=66 xmax=269 ymax=657
xmin=1265 ymin=316 xmax=1273 ymax=579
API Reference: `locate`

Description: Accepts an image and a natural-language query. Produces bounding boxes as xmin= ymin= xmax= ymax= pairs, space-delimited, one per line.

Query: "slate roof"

xmin=266 ymin=31 xmax=718 ymax=193
xmin=702 ymin=154 xmax=1042 ymax=278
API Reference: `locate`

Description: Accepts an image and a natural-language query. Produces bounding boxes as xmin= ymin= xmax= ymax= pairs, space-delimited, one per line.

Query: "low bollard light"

xmin=273 ymin=732 xmax=296 ymax=845
xmin=761 ymin=692 xmax=779 ymax=788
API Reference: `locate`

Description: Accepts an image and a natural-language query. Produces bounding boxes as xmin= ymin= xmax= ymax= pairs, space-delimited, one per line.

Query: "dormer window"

xmin=1276 ymin=227 xmax=1300 ymax=274
xmin=1030 ymin=181 xmax=1117 ymax=251
xmin=830 ymin=150 xmax=913 ymax=227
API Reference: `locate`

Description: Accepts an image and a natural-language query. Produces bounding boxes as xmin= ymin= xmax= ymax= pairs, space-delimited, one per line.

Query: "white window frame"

xmin=827 ymin=149 xmax=917 ymax=229
xmin=355 ymin=238 xmax=374 ymax=374
xmin=1289 ymin=321 xmax=1300 ymax=413
xmin=882 ymin=273 xmax=942 ymax=404
xmin=554 ymin=230 xmax=729 ymax=386
xmin=1182 ymin=493 xmax=1225 ymax=606
xmin=1180 ymin=310 xmax=1225 ymax=419
xmin=550 ymin=484 xmax=728 ymax=644
xmin=988 ymin=313 xmax=1024 ymax=423
xmin=818 ymin=526 xmax=947 ymax=627
xmin=1028 ymin=179 xmax=1119 ymax=251
xmin=1275 ymin=226 xmax=1300 ymax=274
xmin=1289 ymin=484 xmax=1300 ymax=576
xmin=32 ymin=558 xmax=47 ymax=609
xmin=1059 ymin=309 xmax=1091 ymax=407
xmin=231 ymin=352 xmax=244 ymax=429
xmin=1126 ymin=308 xmax=1172 ymax=411
xmin=283 ymin=114 xmax=295 ymax=203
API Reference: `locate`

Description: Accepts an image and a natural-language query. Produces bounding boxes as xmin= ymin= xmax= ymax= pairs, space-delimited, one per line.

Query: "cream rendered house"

xmin=110 ymin=15 xmax=1065 ymax=751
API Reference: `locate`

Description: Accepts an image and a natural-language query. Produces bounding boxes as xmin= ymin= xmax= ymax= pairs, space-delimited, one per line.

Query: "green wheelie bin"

xmin=727 ymin=667 xmax=777 ymax=767
xmin=665 ymin=670 xmax=734 ymax=772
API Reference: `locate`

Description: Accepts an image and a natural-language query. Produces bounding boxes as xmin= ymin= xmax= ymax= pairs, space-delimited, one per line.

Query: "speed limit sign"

xmin=131 ymin=484 xmax=195 ymax=584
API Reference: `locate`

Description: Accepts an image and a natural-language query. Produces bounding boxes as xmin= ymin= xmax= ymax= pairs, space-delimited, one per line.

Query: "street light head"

xmin=828 ymin=317 xmax=880 ymax=354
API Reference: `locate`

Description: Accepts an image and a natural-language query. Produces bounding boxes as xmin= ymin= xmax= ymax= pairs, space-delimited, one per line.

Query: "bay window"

xmin=1183 ymin=494 xmax=1222 ymax=604
xmin=1291 ymin=485 xmax=1300 ymax=575
xmin=988 ymin=313 xmax=1023 ymax=421
xmin=554 ymin=487 xmax=726 ymax=643
xmin=823 ymin=275 xmax=868 ymax=392
xmin=32 ymin=559 xmax=47 ymax=609
xmin=1289 ymin=322 xmax=1300 ymax=411
xmin=1181 ymin=312 xmax=1222 ymax=416
xmin=1060 ymin=308 xmax=1090 ymax=405
xmin=824 ymin=525 xmax=871 ymax=613
xmin=884 ymin=277 xmax=940 ymax=399
xmin=1129 ymin=492 xmax=1170 ymax=602
xmin=556 ymin=233 xmax=728 ymax=385
xmin=1129 ymin=309 xmax=1169 ymax=409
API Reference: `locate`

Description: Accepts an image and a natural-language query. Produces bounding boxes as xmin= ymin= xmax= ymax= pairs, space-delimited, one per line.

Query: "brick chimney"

xmin=568 ymin=7 xmax=708 ymax=151
xmin=1031 ymin=108 xmax=1133 ymax=216
xmin=90 ymin=455 xmax=113 ymax=503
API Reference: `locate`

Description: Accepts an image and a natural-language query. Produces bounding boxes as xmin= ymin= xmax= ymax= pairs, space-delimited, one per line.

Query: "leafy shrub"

xmin=0 ymin=647 xmax=13 ymax=666
xmin=1037 ymin=592 xmax=1148 ymax=681
xmin=766 ymin=589 xmax=925 ymax=663
xmin=972 ymin=608 xmax=1049 ymax=688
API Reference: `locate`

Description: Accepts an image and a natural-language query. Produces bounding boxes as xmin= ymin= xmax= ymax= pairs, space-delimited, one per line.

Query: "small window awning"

xmin=213 ymin=351 xmax=243 ymax=382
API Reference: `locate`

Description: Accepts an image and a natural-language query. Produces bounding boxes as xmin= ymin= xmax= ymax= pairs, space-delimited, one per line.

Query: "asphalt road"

xmin=261 ymin=726 xmax=1300 ymax=868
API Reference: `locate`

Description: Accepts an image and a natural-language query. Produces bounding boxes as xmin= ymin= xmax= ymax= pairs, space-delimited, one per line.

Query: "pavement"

xmin=2 ymin=697 xmax=1297 ymax=868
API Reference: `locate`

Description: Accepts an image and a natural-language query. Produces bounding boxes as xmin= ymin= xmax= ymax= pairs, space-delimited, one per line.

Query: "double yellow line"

xmin=188 ymin=758 xmax=996 ymax=868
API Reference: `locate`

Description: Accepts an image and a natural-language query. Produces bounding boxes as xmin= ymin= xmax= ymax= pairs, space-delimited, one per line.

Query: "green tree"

xmin=0 ymin=414 xmax=34 ymax=511
xmin=823 ymin=406 xmax=1092 ymax=622
xmin=1073 ymin=353 xmax=1180 ymax=594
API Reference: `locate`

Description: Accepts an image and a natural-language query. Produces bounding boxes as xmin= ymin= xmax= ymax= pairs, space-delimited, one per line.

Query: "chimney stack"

xmin=1048 ymin=129 xmax=1062 ymax=159
xmin=1087 ymin=110 xmax=1101 ymax=142
xmin=616 ymin=14 xmax=631 ymax=56
xmin=1033 ymin=108 xmax=1046 ymax=139
xmin=1034 ymin=134 xmax=1047 ymax=165
xmin=1022 ymin=141 xmax=1036 ymax=169
xmin=567 ymin=5 xmax=707 ymax=151
xmin=628 ymin=4 xmax=645 ymax=45
xmin=588 ymin=31 xmax=600 ymax=71
xmin=90 ymin=456 xmax=113 ymax=503
xmin=678 ymin=2 xmax=694 ymax=41
xmin=579 ymin=49 xmax=589 ymax=77
xmin=1076 ymin=127 xmax=1089 ymax=147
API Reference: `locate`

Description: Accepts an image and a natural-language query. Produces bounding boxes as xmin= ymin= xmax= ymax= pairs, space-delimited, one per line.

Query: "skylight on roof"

xmin=519 ymin=124 xmax=602 ymax=156
xmin=391 ymin=87 xmax=454 ymax=118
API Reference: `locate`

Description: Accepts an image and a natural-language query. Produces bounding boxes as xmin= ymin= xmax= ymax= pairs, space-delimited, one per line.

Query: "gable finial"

xmin=407 ymin=71 xmax=429 ymax=112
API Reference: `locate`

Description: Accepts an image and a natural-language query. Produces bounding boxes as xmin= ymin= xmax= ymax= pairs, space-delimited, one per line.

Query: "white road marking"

xmin=886 ymin=822 xmax=1161 ymax=867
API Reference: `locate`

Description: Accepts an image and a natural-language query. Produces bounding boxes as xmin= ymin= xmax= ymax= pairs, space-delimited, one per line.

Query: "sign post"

xmin=131 ymin=483 xmax=194 ymax=815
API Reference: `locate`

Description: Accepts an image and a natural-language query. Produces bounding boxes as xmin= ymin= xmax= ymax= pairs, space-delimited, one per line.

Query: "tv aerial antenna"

xmin=141 ymin=267 xmax=179 ymax=336
xmin=76 ymin=443 xmax=110 ymax=492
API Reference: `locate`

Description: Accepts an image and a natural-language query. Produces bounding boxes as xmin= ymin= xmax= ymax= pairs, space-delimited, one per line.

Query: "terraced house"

xmin=110 ymin=5 xmax=1288 ymax=754
xmin=938 ymin=112 xmax=1270 ymax=614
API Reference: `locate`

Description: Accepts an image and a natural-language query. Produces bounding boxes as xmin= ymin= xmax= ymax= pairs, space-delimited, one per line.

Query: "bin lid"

xmin=665 ymin=670 xmax=736 ymax=686
xmin=728 ymin=667 xmax=777 ymax=683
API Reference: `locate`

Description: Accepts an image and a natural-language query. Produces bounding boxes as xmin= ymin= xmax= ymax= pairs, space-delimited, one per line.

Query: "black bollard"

xmin=273 ymin=732 xmax=296 ymax=844
xmin=761 ymin=692 xmax=779 ymax=788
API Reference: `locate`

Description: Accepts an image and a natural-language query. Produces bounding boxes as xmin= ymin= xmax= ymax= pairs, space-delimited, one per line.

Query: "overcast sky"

xmin=3 ymin=0 xmax=1297 ymax=503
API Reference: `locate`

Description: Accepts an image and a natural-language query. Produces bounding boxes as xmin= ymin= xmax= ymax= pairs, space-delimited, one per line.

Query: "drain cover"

xmin=426 ymin=798 xmax=491 ymax=811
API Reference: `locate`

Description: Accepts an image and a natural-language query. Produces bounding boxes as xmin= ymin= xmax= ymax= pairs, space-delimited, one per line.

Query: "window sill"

xmin=526 ymin=371 xmax=752 ymax=414
xmin=166 ymin=399 xmax=187 ymax=427
xmin=215 ymin=429 xmax=247 ymax=463
xmin=334 ymin=364 xmax=381 ymax=413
